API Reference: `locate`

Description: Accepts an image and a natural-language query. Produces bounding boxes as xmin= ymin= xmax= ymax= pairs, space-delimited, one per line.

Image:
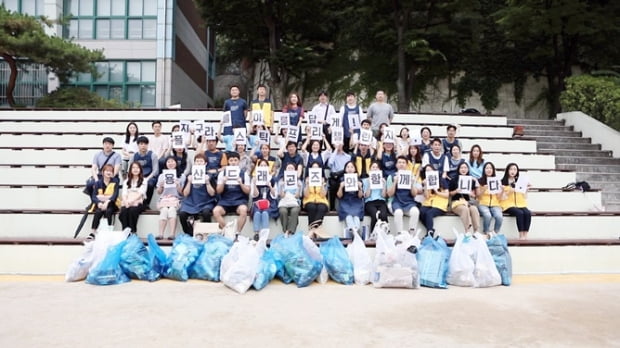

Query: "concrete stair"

xmin=509 ymin=118 xmax=620 ymax=211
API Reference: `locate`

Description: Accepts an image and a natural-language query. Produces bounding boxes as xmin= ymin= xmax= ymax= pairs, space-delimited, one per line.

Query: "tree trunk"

xmin=396 ymin=24 xmax=408 ymax=112
xmin=1 ymin=53 xmax=17 ymax=107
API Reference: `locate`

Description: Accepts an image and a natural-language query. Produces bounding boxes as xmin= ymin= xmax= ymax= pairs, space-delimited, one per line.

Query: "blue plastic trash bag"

xmin=86 ymin=241 xmax=130 ymax=286
xmin=320 ymin=236 xmax=354 ymax=285
xmin=417 ymin=236 xmax=451 ymax=288
xmin=270 ymin=233 xmax=322 ymax=287
xmin=120 ymin=234 xmax=159 ymax=281
xmin=147 ymin=234 xmax=168 ymax=279
xmin=486 ymin=234 xmax=512 ymax=286
xmin=165 ymin=234 xmax=203 ymax=281
xmin=189 ymin=234 xmax=233 ymax=281
xmin=253 ymin=249 xmax=278 ymax=290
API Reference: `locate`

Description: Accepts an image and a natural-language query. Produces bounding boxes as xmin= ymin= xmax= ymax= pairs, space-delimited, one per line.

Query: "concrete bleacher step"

xmin=508 ymin=118 xmax=565 ymax=126
xmin=548 ymin=149 xmax=613 ymax=158
xmin=0 ymin=187 xmax=604 ymax=212
xmin=2 ymin=212 xmax=619 ymax=241
xmin=557 ymin=164 xmax=620 ymax=173
xmin=555 ymin=157 xmax=620 ymax=166
xmin=0 ymin=166 xmax=577 ymax=187
xmin=529 ymin=135 xmax=592 ymax=144
xmin=523 ymin=129 xmax=582 ymax=137
xmin=538 ymin=142 xmax=601 ymax=151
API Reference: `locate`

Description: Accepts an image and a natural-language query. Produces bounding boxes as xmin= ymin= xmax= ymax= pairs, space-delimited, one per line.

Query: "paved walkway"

xmin=1 ymin=274 xmax=619 ymax=347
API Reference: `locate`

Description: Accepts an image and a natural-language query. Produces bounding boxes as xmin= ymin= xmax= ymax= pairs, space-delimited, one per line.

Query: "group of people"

xmin=84 ymin=85 xmax=533 ymax=242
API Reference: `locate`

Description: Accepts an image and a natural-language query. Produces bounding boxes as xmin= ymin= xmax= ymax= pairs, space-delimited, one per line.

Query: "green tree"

xmin=495 ymin=0 xmax=620 ymax=118
xmin=36 ymin=87 xmax=130 ymax=108
xmin=0 ymin=5 xmax=104 ymax=107
xmin=194 ymin=0 xmax=341 ymax=106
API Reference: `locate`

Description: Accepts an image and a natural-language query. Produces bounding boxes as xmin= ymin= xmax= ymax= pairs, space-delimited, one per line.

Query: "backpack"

xmin=562 ymin=181 xmax=591 ymax=192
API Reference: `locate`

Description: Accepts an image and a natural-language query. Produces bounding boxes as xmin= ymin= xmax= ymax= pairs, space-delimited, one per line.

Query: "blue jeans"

xmin=252 ymin=210 xmax=269 ymax=232
xmin=478 ymin=205 xmax=503 ymax=233
xmin=345 ymin=215 xmax=361 ymax=230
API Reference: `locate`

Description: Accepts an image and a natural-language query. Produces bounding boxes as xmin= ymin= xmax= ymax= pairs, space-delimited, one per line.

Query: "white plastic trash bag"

xmin=372 ymin=229 xmax=419 ymax=289
xmin=65 ymin=241 xmax=95 ymax=282
xmin=346 ymin=230 xmax=372 ymax=285
xmin=447 ymin=232 xmax=476 ymax=287
xmin=221 ymin=232 xmax=267 ymax=294
xmin=472 ymin=235 xmax=501 ymax=288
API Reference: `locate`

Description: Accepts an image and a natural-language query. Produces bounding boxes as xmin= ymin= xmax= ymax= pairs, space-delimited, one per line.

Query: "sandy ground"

xmin=1 ymin=274 xmax=619 ymax=347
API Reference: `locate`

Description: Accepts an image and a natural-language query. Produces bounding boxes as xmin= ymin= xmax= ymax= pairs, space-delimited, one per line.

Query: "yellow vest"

xmin=499 ymin=185 xmax=528 ymax=210
xmin=252 ymin=100 xmax=273 ymax=127
xmin=303 ymin=186 xmax=329 ymax=208
xmin=89 ymin=181 xmax=121 ymax=212
xmin=422 ymin=189 xmax=449 ymax=212
xmin=407 ymin=162 xmax=421 ymax=181
xmin=478 ymin=186 xmax=501 ymax=207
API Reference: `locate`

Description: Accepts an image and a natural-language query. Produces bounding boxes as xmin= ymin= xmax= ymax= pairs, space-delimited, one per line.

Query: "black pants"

xmin=179 ymin=207 xmax=214 ymax=236
xmin=364 ymin=200 xmax=389 ymax=232
xmin=328 ymin=176 xmax=342 ymax=211
xmin=91 ymin=204 xmax=118 ymax=229
xmin=505 ymin=207 xmax=532 ymax=232
xmin=305 ymin=203 xmax=329 ymax=226
xmin=119 ymin=204 xmax=145 ymax=233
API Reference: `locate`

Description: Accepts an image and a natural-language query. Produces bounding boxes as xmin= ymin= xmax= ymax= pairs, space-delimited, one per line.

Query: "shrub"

xmin=36 ymin=87 xmax=131 ymax=108
xmin=560 ymin=75 xmax=620 ymax=131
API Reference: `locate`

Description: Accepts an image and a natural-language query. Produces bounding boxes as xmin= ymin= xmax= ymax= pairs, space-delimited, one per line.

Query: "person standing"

xmin=366 ymin=90 xmax=394 ymax=138
xmin=250 ymin=84 xmax=274 ymax=132
xmin=222 ymin=85 xmax=249 ymax=151
xmin=339 ymin=91 xmax=364 ymax=152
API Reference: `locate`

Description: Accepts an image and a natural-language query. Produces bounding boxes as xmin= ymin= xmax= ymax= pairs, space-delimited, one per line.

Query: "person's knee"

xmin=213 ymin=206 xmax=224 ymax=216
xmin=237 ymin=205 xmax=248 ymax=216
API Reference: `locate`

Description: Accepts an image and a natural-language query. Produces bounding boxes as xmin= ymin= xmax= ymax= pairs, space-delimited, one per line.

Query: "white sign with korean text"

xmin=255 ymin=167 xmax=269 ymax=186
xmin=163 ymin=169 xmax=177 ymax=188
xmin=488 ymin=177 xmax=502 ymax=194
xmin=172 ymin=131 xmax=185 ymax=149
xmin=397 ymin=170 xmax=412 ymax=190
xmin=331 ymin=127 xmax=344 ymax=145
xmin=251 ymin=110 xmax=264 ymax=125
xmin=308 ymin=168 xmax=322 ymax=187
xmin=203 ymin=123 xmax=217 ymax=140
xmin=234 ymin=128 xmax=247 ymax=145
xmin=258 ymin=130 xmax=270 ymax=145
xmin=348 ymin=113 xmax=361 ymax=130
xmin=359 ymin=129 xmax=373 ymax=146
xmin=310 ymin=124 xmax=323 ymax=140
xmin=426 ymin=170 xmax=440 ymax=190
xmin=222 ymin=111 xmax=232 ymax=127
xmin=369 ymin=170 xmax=383 ymax=190
xmin=284 ymin=170 xmax=298 ymax=191
xmin=515 ymin=175 xmax=529 ymax=194
xmin=458 ymin=175 xmax=473 ymax=194
xmin=344 ymin=173 xmax=359 ymax=192
xmin=192 ymin=165 xmax=206 ymax=184
xmin=225 ymin=166 xmax=240 ymax=185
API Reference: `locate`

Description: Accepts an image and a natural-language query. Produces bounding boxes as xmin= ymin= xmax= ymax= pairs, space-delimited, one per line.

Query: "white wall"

xmin=558 ymin=111 xmax=620 ymax=157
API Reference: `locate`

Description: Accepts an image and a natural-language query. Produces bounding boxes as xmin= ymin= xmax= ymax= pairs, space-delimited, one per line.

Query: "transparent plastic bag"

xmin=417 ymin=235 xmax=451 ymax=288
xmin=86 ymin=240 xmax=130 ymax=286
xmin=65 ymin=241 xmax=95 ymax=282
xmin=346 ymin=231 xmax=372 ymax=285
xmin=270 ymin=233 xmax=322 ymax=287
xmin=221 ymin=236 xmax=260 ymax=294
xmin=320 ymin=236 xmax=354 ymax=285
xmin=164 ymin=234 xmax=203 ymax=281
xmin=373 ymin=229 xmax=420 ymax=288
xmin=487 ymin=234 xmax=512 ymax=286
xmin=120 ymin=233 xmax=159 ymax=281
xmin=447 ymin=233 xmax=476 ymax=287
xmin=189 ymin=234 xmax=233 ymax=281
xmin=473 ymin=236 xmax=501 ymax=288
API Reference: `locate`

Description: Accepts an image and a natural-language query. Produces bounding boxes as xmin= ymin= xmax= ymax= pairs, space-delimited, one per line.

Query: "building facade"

xmin=0 ymin=0 xmax=215 ymax=108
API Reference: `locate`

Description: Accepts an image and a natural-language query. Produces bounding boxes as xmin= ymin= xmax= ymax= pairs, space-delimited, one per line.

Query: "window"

xmin=66 ymin=60 xmax=157 ymax=107
xmin=1 ymin=0 xmax=44 ymax=15
xmin=64 ymin=0 xmax=157 ymax=40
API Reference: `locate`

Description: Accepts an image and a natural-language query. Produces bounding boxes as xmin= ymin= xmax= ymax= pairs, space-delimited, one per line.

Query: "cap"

xmin=102 ymin=137 xmax=115 ymax=145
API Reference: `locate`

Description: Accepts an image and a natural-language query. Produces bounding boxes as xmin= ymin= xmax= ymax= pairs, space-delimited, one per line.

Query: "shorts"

xmin=159 ymin=206 xmax=178 ymax=220
xmin=219 ymin=204 xmax=246 ymax=214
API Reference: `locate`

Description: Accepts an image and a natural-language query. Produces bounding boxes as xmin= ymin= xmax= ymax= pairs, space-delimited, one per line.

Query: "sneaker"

xmin=253 ymin=233 xmax=260 ymax=242
xmin=86 ymin=233 xmax=96 ymax=241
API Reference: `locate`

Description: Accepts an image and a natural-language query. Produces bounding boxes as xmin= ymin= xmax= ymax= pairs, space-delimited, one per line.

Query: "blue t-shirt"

xmin=223 ymin=98 xmax=248 ymax=135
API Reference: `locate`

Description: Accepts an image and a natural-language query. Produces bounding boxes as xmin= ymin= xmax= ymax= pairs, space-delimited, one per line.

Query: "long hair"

xmin=124 ymin=122 xmax=139 ymax=144
xmin=468 ymin=144 xmax=484 ymax=166
xmin=127 ymin=161 xmax=144 ymax=188
xmin=407 ymin=144 xmax=422 ymax=164
xmin=478 ymin=162 xmax=496 ymax=186
xmin=501 ymin=162 xmax=519 ymax=186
